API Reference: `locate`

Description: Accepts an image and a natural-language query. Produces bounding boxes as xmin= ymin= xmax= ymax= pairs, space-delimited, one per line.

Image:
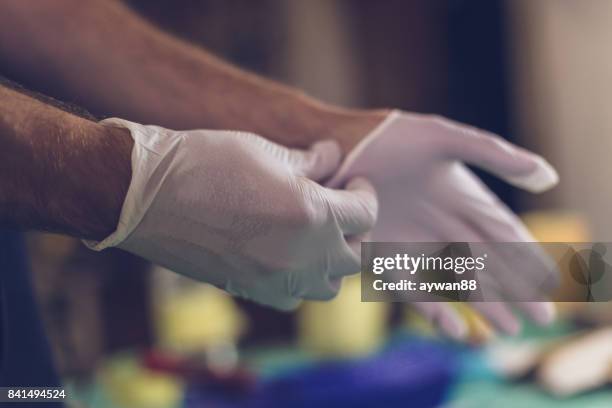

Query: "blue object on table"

xmin=184 ymin=338 xmax=458 ymax=408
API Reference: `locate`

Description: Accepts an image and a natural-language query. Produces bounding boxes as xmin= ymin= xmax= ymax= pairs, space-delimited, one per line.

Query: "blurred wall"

xmin=283 ymin=0 xmax=361 ymax=106
xmin=509 ymin=0 xmax=612 ymax=239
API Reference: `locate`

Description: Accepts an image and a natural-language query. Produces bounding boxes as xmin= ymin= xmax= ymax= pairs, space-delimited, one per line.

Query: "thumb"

xmin=325 ymin=177 xmax=378 ymax=236
xmin=288 ymin=139 xmax=342 ymax=181
xmin=440 ymin=121 xmax=558 ymax=193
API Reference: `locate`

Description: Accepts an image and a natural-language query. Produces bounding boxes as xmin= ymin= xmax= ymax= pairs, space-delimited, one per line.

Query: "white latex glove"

xmin=85 ymin=118 xmax=378 ymax=310
xmin=327 ymin=110 xmax=559 ymax=339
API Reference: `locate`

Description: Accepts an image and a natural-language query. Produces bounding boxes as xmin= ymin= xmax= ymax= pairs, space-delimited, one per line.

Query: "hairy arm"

xmin=0 ymin=0 xmax=385 ymax=152
xmin=0 ymin=85 xmax=133 ymax=240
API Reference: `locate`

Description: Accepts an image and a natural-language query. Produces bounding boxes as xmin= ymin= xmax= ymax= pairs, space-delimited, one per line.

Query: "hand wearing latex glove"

xmin=327 ymin=110 xmax=559 ymax=339
xmin=85 ymin=118 xmax=378 ymax=310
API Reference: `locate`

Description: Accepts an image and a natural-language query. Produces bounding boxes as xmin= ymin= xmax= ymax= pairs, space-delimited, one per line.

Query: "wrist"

xmin=83 ymin=123 xmax=133 ymax=240
xmin=0 ymin=84 xmax=134 ymax=240
xmin=305 ymin=101 xmax=391 ymax=153
xmin=43 ymin=119 xmax=133 ymax=241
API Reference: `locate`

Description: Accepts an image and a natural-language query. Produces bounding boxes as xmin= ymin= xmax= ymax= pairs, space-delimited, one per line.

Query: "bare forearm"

xmin=0 ymin=85 xmax=132 ymax=240
xmin=0 ymin=0 xmax=385 ymax=151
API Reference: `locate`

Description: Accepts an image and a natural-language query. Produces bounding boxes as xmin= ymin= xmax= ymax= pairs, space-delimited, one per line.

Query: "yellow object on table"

xmin=521 ymin=210 xmax=590 ymax=243
xmin=298 ymin=276 xmax=389 ymax=356
xmin=522 ymin=210 xmax=592 ymax=316
xmin=404 ymin=303 xmax=494 ymax=344
xmin=100 ymin=355 xmax=183 ymax=408
xmin=153 ymin=267 xmax=246 ymax=354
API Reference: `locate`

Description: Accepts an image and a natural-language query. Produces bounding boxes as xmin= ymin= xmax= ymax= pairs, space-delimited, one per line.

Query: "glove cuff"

xmin=83 ymin=118 xmax=182 ymax=251
xmin=326 ymin=109 xmax=401 ymax=188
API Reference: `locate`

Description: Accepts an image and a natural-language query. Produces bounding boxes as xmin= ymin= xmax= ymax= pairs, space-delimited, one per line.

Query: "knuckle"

xmin=351 ymin=194 xmax=378 ymax=228
xmin=236 ymin=130 xmax=264 ymax=142
xmin=306 ymin=286 xmax=340 ymax=301
xmin=362 ymin=197 xmax=378 ymax=225
xmin=316 ymin=289 xmax=339 ymax=301
xmin=285 ymin=179 xmax=329 ymax=229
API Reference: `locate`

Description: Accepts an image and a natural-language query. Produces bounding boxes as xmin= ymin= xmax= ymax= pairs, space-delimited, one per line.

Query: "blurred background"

xmin=24 ymin=0 xmax=612 ymax=407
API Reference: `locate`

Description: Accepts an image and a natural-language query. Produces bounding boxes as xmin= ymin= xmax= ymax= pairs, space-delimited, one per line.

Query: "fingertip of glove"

xmin=440 ymin=314 xmax=469 ymax=341
xmin=345 ymin=177 xmax=379 ymax=220
xmin=530 ymin=302 xmax=557 ymax=326
xmin=270 ymin=298 xmax=302 ymax=312
xmin=507 ymin=156 xmax=559 ymax=193
xmin=346 ymin=177 xmax=376 ymax=193
xmin=431 ymin=305 xmax=468 ymax=341
xmin=312 ymin=139 xmax=342 ymax=164
xmin=304 ymin=139 xmax=343 ymax=182
xmin=313 ymin=138 xmax=341 ymax=150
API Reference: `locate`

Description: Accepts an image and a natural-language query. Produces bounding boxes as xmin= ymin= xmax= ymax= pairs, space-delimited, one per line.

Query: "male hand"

xmin=86 ymin=119 xmax=377 ymax=310
xmin=328 ymin=110 xmax=559 ymax=338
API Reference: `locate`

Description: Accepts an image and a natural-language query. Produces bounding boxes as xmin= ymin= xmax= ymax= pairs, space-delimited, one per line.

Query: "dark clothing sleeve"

xmin=0 ymin=230 xmax=63 ymax=407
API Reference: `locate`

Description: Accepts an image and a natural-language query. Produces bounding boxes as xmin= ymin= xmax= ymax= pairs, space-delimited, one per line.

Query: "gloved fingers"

xmin=347 ymin=232 xmax=372 ymax=258
xmin=471 ymin=302 xmax=521 ymax=335
xmin=491 ymin=252 xmax=558 ymax=300
xmin=299 ymin=277 xmax=343 ymax=301
xmin=225 ymin=280 xmax=302 ymax=311
xmin=328 ymin=239 xmax=362 ymax=279
xmin=263 ymin=296 xmax=303 ymax=311
xmin=411 ymin=302 xmax=468 ymax=340
xmin=440 ymin=123 xmax=558 ymax=193
xmin=457 ymin=186 xmax=534 ymax=242
xmin=326 ymin=177 xmax=378 ymax=236
xmin=460 ymin=203 xmax=560 ymax=295
xmin=298 ymin=242 xmax=357 ymax=299
xmin=511 ymin=301 xmax=556 ymax=326
xmin=418 ymin=201 xmax=482 ymax=242
xmin=247 ymin=266 xmax=340 ymax=306
xmin=289 ymin=139 xmax=342 ymax=181
xmin=492 ymin=244 xmax=559 ymax=298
